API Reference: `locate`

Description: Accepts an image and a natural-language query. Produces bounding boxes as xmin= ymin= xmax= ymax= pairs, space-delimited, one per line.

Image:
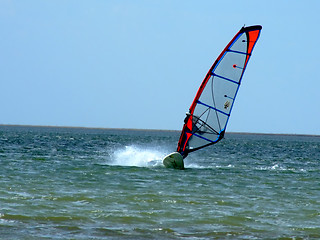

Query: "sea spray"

xmin=111 ymin=145 xmax=165 ymax=167
xmin=112 ymin=146 xmax=207 ymax=169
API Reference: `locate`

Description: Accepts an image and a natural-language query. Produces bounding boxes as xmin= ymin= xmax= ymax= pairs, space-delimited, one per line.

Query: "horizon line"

xmin=1 ymin=124 xmax=319 ymax=138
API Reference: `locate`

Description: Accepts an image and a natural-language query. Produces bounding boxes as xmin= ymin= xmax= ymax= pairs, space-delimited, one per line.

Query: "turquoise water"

xmin=0 ymin=126 xmax=319 ymax=239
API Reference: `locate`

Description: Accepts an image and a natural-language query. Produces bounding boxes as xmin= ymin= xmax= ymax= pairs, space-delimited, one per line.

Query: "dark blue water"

xmin=0 ymin=125 xmax=319 ymax=239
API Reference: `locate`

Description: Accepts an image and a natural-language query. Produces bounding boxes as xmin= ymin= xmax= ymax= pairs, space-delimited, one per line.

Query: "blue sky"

xmin=1 ymin=0 xmax=319 ymax=135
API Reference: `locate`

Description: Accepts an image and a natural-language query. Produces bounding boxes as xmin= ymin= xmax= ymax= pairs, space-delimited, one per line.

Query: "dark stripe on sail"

xmin=192 ymin=132 xmax=217 ymax=143
xmin=197 ymin=100 xmax=230 ymax=116
xmin=185 ymin=130 xmax=219 ymax=144
xmin=226 ymin=49 xmax=250 ymax=55
xmin=212 ymin=73 xmax=240 ymax=85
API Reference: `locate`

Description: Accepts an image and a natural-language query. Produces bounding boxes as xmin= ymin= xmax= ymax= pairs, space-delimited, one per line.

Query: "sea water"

xmin=0 ymin=125 xmax=319 ymax=239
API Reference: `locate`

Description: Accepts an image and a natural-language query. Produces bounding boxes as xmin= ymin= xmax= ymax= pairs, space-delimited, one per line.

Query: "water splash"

xmin=111 ymin=146 xmax=165 ymax=167
xmin=111 ymin=146 xmax=219 ymax=169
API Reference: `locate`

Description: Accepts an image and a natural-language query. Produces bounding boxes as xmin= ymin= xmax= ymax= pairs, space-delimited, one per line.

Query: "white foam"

xmin=111 ymin=145 xmax=165 ymax=167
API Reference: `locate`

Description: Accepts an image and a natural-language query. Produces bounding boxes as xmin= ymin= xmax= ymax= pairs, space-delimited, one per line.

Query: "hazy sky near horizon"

xmin=1 ymin=0 xmax=320 ymax=135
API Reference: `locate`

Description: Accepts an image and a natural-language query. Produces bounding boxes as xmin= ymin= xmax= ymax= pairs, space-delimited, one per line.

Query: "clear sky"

xmin=1 ymin=0 xmax=319 ymax=135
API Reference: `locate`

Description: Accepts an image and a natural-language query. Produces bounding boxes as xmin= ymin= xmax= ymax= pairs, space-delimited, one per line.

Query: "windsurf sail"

xmin=177 ymin=25 xmax=262 ymax=158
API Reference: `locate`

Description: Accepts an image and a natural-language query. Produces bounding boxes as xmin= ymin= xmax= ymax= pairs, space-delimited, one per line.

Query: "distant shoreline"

xmin=1 ymin=124 xmax=319 ymax=138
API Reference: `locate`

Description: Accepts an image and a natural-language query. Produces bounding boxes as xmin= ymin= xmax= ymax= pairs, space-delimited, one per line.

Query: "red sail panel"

xmin=177 ymin=25 xmax=262 ymax=158
xmin=245 ymin=28 xmax=261 ymax=68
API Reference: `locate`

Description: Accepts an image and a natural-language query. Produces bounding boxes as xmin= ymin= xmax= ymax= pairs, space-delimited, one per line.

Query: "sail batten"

xmin=177 ymin=25 xmax=262 ymax=158
xmin=197 ymin=100 xmax=230 ymax=116
xmin=226 ymin=49 xmax=250 ymax=55
xmin=188 ymin=132 xmax=217 ymax=144
xmin=212 ymin=73 xmax=240 ymax=85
